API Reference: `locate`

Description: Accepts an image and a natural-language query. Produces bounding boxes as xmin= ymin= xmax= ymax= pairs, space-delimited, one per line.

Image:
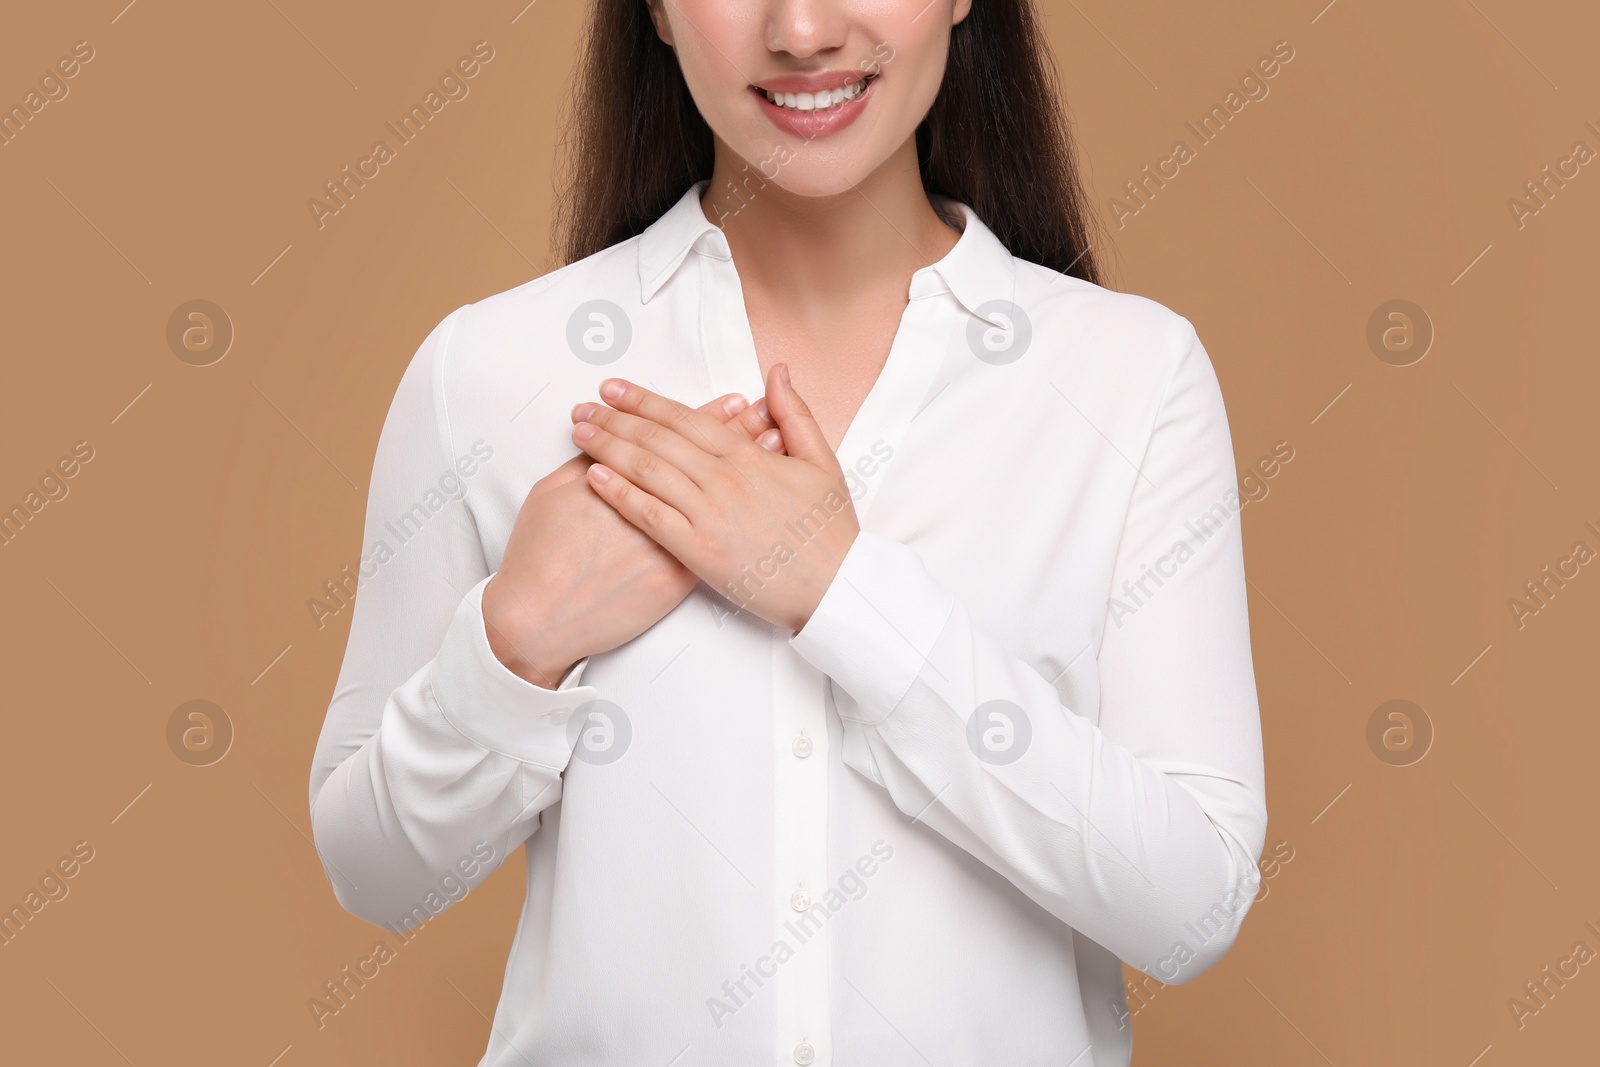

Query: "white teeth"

xmin=764 ymin=77 xmax=869 ymax=112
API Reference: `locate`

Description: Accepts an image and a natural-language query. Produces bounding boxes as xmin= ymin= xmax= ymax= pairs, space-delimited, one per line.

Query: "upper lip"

xmin=753 ymin=69 xmax=875 ymax=94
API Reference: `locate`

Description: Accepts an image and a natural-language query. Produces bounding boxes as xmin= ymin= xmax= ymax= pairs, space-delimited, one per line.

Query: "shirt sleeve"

xmin=788 ymin=323 xmax=1268 ymax=984
xmin=307 ymin=305 xmax=598 ymax=930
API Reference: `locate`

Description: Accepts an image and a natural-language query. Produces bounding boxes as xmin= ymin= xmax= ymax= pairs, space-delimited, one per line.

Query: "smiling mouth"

xmin=756 ymin=73 xmax=878 ymax=113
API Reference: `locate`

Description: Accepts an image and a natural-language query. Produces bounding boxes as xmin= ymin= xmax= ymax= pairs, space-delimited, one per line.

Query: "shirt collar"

xmin=637 ymin=180 xmax=728 ymax=303
xmin=637 ymin=180 xmax=1019 ymax=328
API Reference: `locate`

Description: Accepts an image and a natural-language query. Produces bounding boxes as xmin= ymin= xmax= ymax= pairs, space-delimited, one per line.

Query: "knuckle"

xmin=635 ymin=419 xmax=664 ymax=448
xmin=630 ymin=449 xmax=660 ymax=479
xmin=638 ymin=497 xmax=667 ymax=529
xmin=664 ymin=406 xmax=694 ymax=434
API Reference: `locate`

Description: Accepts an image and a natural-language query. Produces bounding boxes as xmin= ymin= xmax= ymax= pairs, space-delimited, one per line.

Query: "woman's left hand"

xmin=569 ymin=363 xmax=859 ymax=634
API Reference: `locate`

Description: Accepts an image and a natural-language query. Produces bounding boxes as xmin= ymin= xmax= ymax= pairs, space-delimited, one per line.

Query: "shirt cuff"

xmin=428 ymin=575 xmax=598 ymax=767
xmin=787 ymin=531 xmax=956 ymax=725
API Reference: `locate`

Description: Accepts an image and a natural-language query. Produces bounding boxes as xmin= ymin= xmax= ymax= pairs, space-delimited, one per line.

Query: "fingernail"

xmin=588 ymin=463 xmax=611 ymax=483
xmin=759 ymin=429 xmax=781 ymax=451
xmin=722 ymin=394 xmax=748 ymax=416
xmin=572 ymin=402 xmax=596 ymax=421
xmin=600 ymin=379 xmax=625 ymax=401
xmin=778 ymin=364 xmax=791 ymax=389
xmin=755 ymin=399 xmax=769 ymax=421
xmin=573 ymin=423 xmax=597 ymax=442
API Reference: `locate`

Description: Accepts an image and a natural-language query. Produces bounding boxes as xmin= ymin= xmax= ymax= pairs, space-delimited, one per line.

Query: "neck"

xmin=699 ymin=137 xmax=961 ymax=312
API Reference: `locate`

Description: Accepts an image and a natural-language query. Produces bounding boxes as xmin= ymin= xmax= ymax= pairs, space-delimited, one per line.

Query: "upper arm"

xmin=307 ymin=306 xmax=491 ymax=810
xmin=1095 ymin=322 xmax=1268 ymax=862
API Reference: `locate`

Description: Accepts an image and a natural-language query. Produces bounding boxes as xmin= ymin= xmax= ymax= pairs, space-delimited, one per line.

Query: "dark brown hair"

xmin=553 ymin=0 xmax=1103 ymax=286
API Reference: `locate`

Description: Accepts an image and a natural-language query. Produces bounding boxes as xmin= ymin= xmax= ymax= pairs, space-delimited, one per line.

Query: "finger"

xmin=598 ymin=378 xmax=749 ymax=459
xmin=766 ymin=363 xmax=833 ymax=465
xmin=757 ymin=428 xmax=784 ymax=453
xmin=576 ymin=394 xmax=773 ymax=455
xmin=574 ymin=403 xmax=724 ymax=490
xmin=580 ymin=393 xmax=744 ymax=430
xmin=571 ymin=417 xmax=706 ymax=514
xmin=584 ymin=462 xmax=692 ymax=556
xmin=698 ymin=393 xmax=750 ymax=422
xmin=729 ymin=396 xmax=787 ymax=453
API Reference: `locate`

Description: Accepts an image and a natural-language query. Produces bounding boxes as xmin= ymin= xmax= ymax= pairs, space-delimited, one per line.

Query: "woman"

xmin=309 ymin=0 xmax=1268 ymax=1064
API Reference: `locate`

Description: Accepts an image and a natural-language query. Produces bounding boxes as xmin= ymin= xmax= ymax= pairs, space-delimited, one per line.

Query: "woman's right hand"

xmin=482 ymin=392 xmax=783 ymax=687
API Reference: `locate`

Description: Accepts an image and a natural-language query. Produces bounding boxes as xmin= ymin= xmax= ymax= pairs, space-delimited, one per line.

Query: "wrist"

xmin=481 ymin=575 xmax=582 ymax=688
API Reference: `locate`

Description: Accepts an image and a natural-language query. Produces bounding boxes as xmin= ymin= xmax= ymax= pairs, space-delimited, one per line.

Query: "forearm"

xmin=794 ymin=532 xmax=1267 ymax=979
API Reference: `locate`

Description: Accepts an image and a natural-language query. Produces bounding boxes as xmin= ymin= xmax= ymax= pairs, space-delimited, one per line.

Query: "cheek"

xmin=865 ymin=23 xmax=949 ymax=129
xmin=671 ymin=3 xmax=762 ymax=96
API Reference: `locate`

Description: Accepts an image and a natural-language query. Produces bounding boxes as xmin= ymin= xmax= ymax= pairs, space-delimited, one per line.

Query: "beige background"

xmin=2 ymin=0 xmax=1597 ymax=1063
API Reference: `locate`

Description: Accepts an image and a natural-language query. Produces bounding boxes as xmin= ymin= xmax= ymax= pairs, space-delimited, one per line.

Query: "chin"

xmin=759 ymin=166 xmax=875 ymax=200
xmin=721 ymin=133 xmax=897 ymax=201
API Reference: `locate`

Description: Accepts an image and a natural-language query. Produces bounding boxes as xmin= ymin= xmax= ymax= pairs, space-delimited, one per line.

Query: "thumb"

xmin=766 ymin=363 xmax=833 ymax=465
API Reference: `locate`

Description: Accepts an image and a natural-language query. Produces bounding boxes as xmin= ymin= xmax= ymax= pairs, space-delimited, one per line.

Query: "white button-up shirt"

xmin=310 ymin=180 xmax=1268 ymax=1067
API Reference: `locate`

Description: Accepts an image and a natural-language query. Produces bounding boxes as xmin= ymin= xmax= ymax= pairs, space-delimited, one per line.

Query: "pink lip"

xmin=751 ymin=73 xmax=877 ymax=141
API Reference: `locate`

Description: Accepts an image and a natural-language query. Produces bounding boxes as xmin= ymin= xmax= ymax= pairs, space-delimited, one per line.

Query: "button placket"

xmin=771 ymin=639 xmax=831 ymax=1065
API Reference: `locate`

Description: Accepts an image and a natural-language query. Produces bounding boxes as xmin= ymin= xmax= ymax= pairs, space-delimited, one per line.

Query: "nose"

xmin=764 ymin=0 xmax=849 ymax=60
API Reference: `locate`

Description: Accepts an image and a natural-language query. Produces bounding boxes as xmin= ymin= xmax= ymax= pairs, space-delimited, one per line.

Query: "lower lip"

xmin=752 ymin=77 xmax=876 ymax=140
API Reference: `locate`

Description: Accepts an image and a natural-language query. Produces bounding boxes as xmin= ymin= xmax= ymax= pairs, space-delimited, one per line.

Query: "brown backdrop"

xmin=2 ymin=1 xmax=1596 ymax=1063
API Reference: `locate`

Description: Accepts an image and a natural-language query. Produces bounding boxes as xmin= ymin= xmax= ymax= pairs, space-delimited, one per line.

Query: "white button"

xmin=793 ymin=1041 xmax=815 ymax=1065
xmin=789 ymin=888 xmax=811 ymax=912
xmin=791 ymin=733 xmax=813 ymax=758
